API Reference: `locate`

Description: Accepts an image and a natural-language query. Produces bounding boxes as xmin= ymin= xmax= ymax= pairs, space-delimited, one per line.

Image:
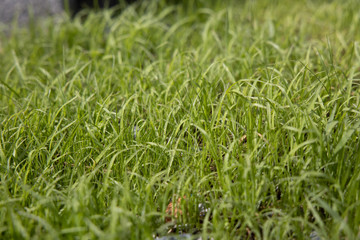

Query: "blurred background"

xmin=0 ymin=0 xmax=138 ymax=24
xmin=0 ymin=0 xmax=63 ymax=24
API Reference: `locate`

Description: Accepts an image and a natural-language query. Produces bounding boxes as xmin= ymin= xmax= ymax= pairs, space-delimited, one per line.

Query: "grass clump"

xmin=1 ymin=0 xmax=360 ymax=239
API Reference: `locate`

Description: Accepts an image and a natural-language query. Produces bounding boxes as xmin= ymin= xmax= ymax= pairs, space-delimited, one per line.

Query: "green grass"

xmin=1 ymin=0 xmax=360 ymax=239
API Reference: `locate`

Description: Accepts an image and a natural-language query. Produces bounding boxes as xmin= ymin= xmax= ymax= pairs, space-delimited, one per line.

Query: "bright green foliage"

xmin=0 ymin=0 xmax=360 ymax=239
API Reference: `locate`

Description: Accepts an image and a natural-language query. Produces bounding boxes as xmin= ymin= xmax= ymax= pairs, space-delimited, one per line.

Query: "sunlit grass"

xmin=1 ymin=0 xmax=360 ymax=239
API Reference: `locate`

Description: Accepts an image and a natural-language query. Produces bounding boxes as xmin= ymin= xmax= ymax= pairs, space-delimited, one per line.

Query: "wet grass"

xmin=0 ymin=0 xmax=360 ymax=239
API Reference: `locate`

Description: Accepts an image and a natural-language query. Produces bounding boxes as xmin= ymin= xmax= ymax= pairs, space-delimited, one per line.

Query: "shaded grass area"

xmin=1 ymin=0 xmax=360 ymax=239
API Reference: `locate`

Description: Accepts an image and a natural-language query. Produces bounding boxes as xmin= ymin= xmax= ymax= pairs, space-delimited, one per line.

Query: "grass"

xmin=0 ymin=0 xmax=360 ymax=239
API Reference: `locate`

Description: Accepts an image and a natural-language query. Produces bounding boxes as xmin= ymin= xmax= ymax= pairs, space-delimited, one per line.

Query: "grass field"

xmin=1 ymin=0 xmax=360 ymax=239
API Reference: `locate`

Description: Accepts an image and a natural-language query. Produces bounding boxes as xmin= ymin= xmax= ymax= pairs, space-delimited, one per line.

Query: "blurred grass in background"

xmin=0 ymin=0 xmax=360 ymax=239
